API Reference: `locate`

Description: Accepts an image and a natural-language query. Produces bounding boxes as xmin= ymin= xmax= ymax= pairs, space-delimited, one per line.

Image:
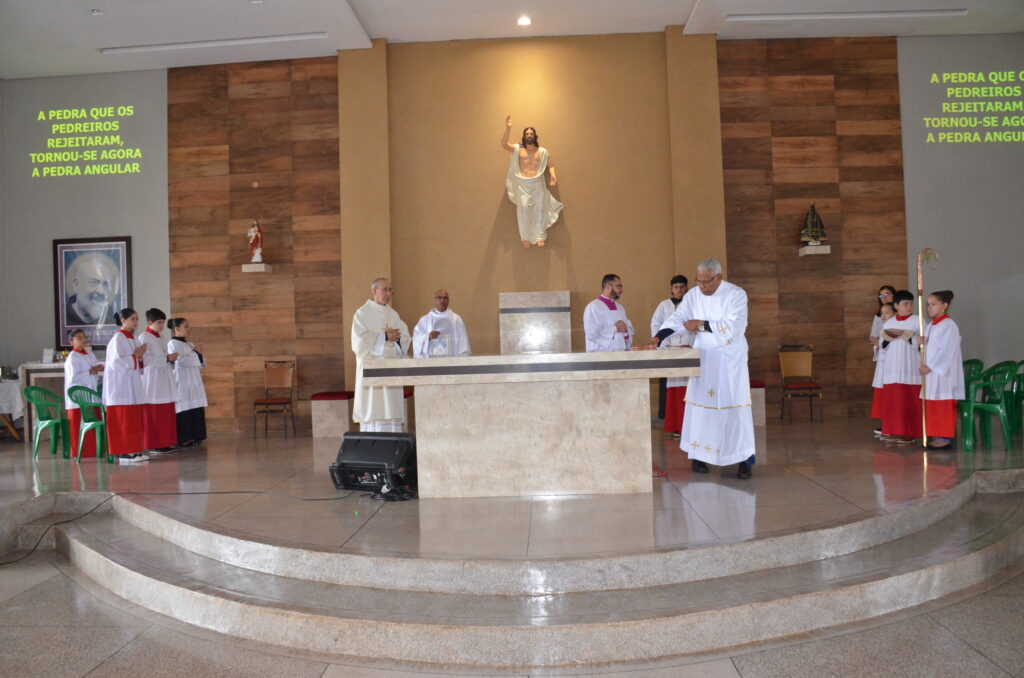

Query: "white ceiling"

xmin=0 ymin=0 xmax=1021 ymax=80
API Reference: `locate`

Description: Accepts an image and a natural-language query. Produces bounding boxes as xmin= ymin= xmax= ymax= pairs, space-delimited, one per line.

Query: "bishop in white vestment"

xmin=351 ymin=278 xmax=411 ymax=432
xmin=584 ymin=274 xmax=633 ymax=352
xmin=653 ymin=260 xmax=755 ymax=478
xmin=412 ymin=289 xmax=471 ymax=358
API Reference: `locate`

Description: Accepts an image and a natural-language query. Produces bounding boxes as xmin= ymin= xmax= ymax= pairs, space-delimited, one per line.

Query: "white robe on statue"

xmin=169 ymin=338 xmax=208 ymax=413
xmin=351 ymin=299 xmax=411 ymax=430
xmin=660 ymin=282 xmax=755 ymax=467
xmin=651 ymin=298 xmax=694 ymax=387
xmin=505 ymin=144 xmax=563 ymax=244
xmin=140 ymin=329 xmax=177 ymax=405
xmin=412 ymin=309 xmax=471 ymax=358
xmin=64 ymin=349 xmax=99 ymax=410
xmin=921 ymin=317 xmax=965 ymax=401
xmin=583 ymin=296 xmax=634 ymax=352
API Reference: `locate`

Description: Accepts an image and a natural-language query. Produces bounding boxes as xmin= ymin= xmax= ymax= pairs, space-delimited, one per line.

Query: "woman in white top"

xmin=168 ymin=317 xmax=208 ymax=447
xmin=919 ymin=290 xmax=965 ymax=450
xmin=102 ymin=307 xmax=148 ymax=462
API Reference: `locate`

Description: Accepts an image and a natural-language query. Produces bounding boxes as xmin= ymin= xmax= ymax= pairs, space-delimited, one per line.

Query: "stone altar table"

xmin=362 ymin=349 xmax=699 ymax=498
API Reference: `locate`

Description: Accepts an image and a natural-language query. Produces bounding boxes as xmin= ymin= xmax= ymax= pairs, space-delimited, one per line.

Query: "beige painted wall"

xmin=386 ymin=33 xmax=682 ymax=355
xmin=339 ymin=40 xmax=392 ymax=391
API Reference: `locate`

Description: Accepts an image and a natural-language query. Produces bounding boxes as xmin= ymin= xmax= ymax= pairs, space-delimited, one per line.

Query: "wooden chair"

xmin=253 ymin=360 xmax=296 ymax=438
xmin=779 ymin=344 xmax=823 ymax=422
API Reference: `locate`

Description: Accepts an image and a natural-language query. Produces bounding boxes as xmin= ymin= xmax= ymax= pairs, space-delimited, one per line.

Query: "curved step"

xmin=57 ymin=491 xmax=1024 ymax=668
xmin=110 ymin=476 xmax=976 ymax=595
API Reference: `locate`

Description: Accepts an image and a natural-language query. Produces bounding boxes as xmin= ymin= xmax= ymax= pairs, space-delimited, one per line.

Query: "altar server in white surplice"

xmin=412 ymin=289 xmax=471 ymax=358
xmin=351 ymin=278 xmax=411 ymax=432
xmin=139 ymin=308 xmax=179 ymax=451
xmin=168 ymin=317 xmax=208 ymax=447
xmin=103 ymin=308 xmax=148 ymax=463
xmin=879 ymin=290 xmax=922 ymax=442
xmin=651 ymin=274 xmax=694 ymax=436
xmin=652 ymin=259 xmax=756 ymax=479
xmin=64 ymin=328 xmax=103 ymax=458
xmin=919 ymin=290 xmax=964 ymax=450
xmin=584 ymin=274 xmax=634 ymax=352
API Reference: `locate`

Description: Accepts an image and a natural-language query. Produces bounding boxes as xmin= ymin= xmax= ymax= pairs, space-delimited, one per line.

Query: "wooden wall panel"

xmin=718 ymin=37 xmax=907 ymax=419
xmin=168 ymin=57 xmax=341 ymax=433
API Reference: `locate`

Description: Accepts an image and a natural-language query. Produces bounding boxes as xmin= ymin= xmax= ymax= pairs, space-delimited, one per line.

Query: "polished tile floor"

xmin=1 ymin=417 xmax=1023 ymax=676
xmin=5 ymin=419 xmax=1021 ymax=558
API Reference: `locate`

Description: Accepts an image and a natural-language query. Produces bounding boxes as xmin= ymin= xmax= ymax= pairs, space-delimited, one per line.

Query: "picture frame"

xmin=53 ymin=236 xmax=132 ymax=349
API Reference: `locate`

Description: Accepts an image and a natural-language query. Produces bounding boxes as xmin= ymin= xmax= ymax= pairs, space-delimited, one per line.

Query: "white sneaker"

xmin=118 ymin=452 xmax=149 ymax=464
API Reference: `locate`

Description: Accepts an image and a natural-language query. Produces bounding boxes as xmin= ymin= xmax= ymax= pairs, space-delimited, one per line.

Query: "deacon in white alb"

xmin=412 ymin=289 xmax=471 ymax=358
xmin=351 ymin=277 xmax=411 ymax=432
xmin=652 ymin=259 xmax=755 ymax=479
xmin=583 ymin=273 xmax=634 ymax=352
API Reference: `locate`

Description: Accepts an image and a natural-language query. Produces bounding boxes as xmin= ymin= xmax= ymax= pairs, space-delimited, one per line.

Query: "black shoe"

xmin=691 ymin=459 xmax=710 ymax=474
xmin=736 ymin=462 xmax=752 ymax=480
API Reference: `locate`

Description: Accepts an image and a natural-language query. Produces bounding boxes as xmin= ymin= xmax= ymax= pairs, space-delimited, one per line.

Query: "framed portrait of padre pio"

xmin=53 ymin=237 xmax=132 ymax=349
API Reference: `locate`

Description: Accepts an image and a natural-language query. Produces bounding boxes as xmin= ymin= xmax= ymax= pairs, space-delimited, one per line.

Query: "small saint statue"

xmin=800 ymin=203 xmax=828 ymax=246
xmin=501 ymin=115 xmax=563 ymax=249
xmin=247 ymin=219 xmax=264 ymax=263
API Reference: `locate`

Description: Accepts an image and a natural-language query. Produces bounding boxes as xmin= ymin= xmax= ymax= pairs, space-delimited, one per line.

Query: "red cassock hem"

xmin=870 ymin=387 xmax=884 ymax=420
xmin=67 ymin=408 xmax=99 ymax=458
xmin=106 ymin=405 xmax=144 ymax=455
xmin=143 ymin=402 xmax=179 ymax=449
xmin=924 ymin=399 xmax=957 ymax=438
xmin=664 ymin=387 xmax=687 ymax=433
xmin=881 ymin=383 xmax=923 ymax=438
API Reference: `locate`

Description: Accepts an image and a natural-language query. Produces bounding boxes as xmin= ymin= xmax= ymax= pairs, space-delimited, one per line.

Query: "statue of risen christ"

xmin=501 ymin=115 xmax=563 ymax=249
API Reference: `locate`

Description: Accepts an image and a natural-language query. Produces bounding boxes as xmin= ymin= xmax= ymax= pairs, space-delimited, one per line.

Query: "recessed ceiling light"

xmin=517 ymin=15 xmax=531 ymax=26
xmin=89 ymin=8 xmax=104 ymax=16
xmin=250 ymin=0 xmax=265 ymax=4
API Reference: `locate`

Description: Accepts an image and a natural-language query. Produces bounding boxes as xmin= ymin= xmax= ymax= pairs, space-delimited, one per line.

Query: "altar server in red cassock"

xmin=919 ymin=290 xmax=964 ymax=450
xmin=103 ymin=308 xmax=148 ymax=463
xmin=140 ymin=308 xmax=179 ymax=451
xmin=880 ymin=290 xmax=922 ymax=442
xmin=64 ymin=329 xmax=103 ymax=458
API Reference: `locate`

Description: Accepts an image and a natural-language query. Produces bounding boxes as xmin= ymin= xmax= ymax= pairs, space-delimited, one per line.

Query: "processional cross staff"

xmin=917 ymin=248 xmax=940 ymax=448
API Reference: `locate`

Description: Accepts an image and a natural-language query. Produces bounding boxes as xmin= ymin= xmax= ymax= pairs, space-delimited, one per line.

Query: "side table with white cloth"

xmin=0 ymin=379 xmax=23 ymax=440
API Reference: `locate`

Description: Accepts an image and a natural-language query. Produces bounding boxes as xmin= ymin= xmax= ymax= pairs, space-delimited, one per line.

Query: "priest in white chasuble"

xmin=351 ymin=278 xmax=411 ymax=432
xmin=412 ymin=289 xmax=471 ymax=358
xmin=651 ymin=259 xmax=756 ymax=479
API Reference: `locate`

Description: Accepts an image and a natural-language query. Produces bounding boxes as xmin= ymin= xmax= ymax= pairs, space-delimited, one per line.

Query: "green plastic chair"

xmin=22 ymin=385 xmax=70 ymax=460
xmin=958 ymin=361 xmax=1017 ymax=452
xmin=67 ymin=386 xmax=107 ymax=461
xmin=1010 ymin=359 xmax=1024 ymax=434
xmin=962 ymin=359 xmax=984 ymax=394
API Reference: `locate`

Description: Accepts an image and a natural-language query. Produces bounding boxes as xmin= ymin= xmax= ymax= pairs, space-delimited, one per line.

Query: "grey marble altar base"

xmin=414 ymin=378 xmax=652 ymax=498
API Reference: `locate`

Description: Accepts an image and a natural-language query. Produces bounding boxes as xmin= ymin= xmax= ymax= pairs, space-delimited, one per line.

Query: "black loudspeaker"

xmin=329 ymin=432 xmax=416 ymax=492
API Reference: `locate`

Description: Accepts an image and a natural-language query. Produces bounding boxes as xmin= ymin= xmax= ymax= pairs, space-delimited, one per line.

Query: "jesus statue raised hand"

xmin=501 ymin=115 xmax=563 ymax=249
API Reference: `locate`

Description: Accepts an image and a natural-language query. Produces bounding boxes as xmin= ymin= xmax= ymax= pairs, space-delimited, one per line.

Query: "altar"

xmin=362 ymin=349 xmax=699 ymax=498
